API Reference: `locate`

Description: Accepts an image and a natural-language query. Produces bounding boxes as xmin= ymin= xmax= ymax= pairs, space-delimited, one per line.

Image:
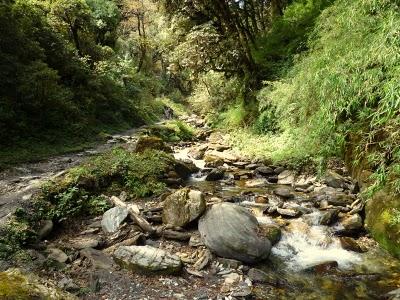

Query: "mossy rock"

xmin=365 ymin=189 xmax=400 ymax=258
xmin=0 ymin=268 xmax=77 ymax=299
xmin=134 ymin=136 xmax=172 ymax=153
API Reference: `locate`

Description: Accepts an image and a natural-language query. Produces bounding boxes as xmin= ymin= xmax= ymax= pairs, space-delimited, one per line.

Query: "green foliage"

xmin=0 ymin=220 xmax=36 ymax=259
xmin=188 ymin=71 xmax=242 ymax=121
xmin=254 ymin=0 xmax=334 ymax=79
xmin=255 ymin=0 xmax=400 ymax=192
xmin=38 ymin=148 xmax=172 ymax=216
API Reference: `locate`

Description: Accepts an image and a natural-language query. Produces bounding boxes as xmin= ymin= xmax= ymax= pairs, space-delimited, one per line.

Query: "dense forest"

xmin=0 ymin=0 xmax=399 ymax=298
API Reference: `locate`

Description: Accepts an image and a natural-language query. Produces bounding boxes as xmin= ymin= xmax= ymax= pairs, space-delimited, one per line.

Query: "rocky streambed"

xmin=1 ymin=115 xmax=400 ymax=299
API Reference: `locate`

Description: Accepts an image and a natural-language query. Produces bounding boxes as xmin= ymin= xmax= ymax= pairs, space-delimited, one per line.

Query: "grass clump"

xmin=0 ymin=147 xmax=174 ymax=259
xmin=147 ymin=120 xmax=196 ymax=142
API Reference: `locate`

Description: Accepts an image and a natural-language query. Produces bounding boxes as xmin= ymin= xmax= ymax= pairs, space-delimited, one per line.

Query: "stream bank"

xmin=0 ymin=114 xmax=399 ymax=299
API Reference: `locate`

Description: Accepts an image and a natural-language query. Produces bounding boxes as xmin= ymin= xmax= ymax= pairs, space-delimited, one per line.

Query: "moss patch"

xmin=365 ymin=189 xmax=400 ymax=258
xmin=0 ymin=269 xmax=76 ymax=299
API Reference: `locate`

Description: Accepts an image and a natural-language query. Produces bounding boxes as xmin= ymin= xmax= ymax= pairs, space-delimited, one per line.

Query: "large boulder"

xmin=162 ymin=188 xmax=206 ymax=227
xmin=198 ymin=203 xmax=271 ymax=263
xmin=101 ymin=206 xmax=129 ymax=234
xmin=113 ymin=245 xmax=182 ymax=274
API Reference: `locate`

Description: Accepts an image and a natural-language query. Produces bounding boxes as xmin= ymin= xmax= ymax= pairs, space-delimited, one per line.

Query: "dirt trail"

xmin=0 ymin=127 xmax=144 ymax=224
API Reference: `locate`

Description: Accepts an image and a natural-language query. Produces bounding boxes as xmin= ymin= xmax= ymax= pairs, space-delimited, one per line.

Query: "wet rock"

xmin=341 ymin=213 xmax=363 ymax=231
xmin=255 ymin=166 xmax=274 ymax=176
xmin=255 ymin=196 xmax=268 ymax=204
xmin=276 ymin=207 xmax=301 ymax=218
xmin=248 ymin=268 xmax=279 ymax=285
xmin=320 ymin=209 xmax=339 ymax=226
xmin=80 ymin=248 xmax=115 ymax=270
xmin=313 ymin=187 xmax=355 ymax=206
xmin=37 ymin=220 xmax=53 ymax=240
xmin=205 ymin=168 xmax=225 ymax=181
xmin=173 ymin=159 xmax=199 ymax=179
xmin=324 ymin=171 xmax=347 ymax=189
xmin=101 ymin=206 xmax=129 ymax=234
xmin=113 ymin=245 xmax=182 ymax=274
xmin=304 ymin=261 xmax=338 ymax=274
xmin=274 ymin=187 xmax=294 ymax=198
xmin=277 ymin=170 xmax=295 ymax=185
xmin=162 ymin=188 xmax=206 ymax=227
xmin=245 ymin=178 xmax=268 ymax=188
xmin=47 ymin=248 xmax=68 ymax=263
xmin=134 ymin=136 xmax=172 ymax=153
xmin=340 ymin=237 xmax=366 ymax=253
xmin=188 ymin=145 xmax=208 ymax=159
xmin=198 ymin=203 xmax=271 ymax=263
xmin=259 ymin=224 xmax=282 ymax=245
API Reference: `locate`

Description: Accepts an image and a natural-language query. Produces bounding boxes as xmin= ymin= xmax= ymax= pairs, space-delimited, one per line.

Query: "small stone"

xmin=47 ymin=248 xmax=68 ymax=263
xmin=324 ymin=171 xmax=347 ymax=189
xmin=255 ymin=166 xmax=274 ymax=176
xmin=68 ymin=236 xmax=100 ymax=250
xmin=304 ymin=261 xmax=338 ymax=274
xmin=274 ymin=187 xmax=294 ymax=198
xmin=274 ymin=167 xmax=285 ymax=174
xmin=277 ymin=170 xmax=295 ymax=185
xmin=217 ymin=258 xmax=242 ymax=269
xmin=248 ymin=268 xmax=279 ymax=285
xmin=189 ymin=235 xmax=204 ymax=247
xmin=276 ymin=207 xmax=301 ymax=218
xmin=80 ymin=248 xmax=115 ymax=270
xmin=259 ymin=224 xmax=282 ymax=245
xmin=113 ymin=245 xmax=182 ymax=274
xmin=205 ymin=168 xmax=225 ymax=181
xmin=245 ymin=178 xmax=268 ymax=187
xmin=320 ymin=209 xmax=339 ymax=226
xmin=255 ymin=196 xmax=268 ymax=204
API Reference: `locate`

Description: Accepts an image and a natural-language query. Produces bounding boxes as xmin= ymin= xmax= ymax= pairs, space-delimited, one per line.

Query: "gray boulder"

xmin=277 ymin=170 xmax=295 ymax=185
xmin=198 ymin=203 xmax=271 ymax=263
xmin=113 ymin=245 xmax=182 ymax=274
xmin=341 ymin=213 xmax=363 ymax=231
xmin=101 ymin=206 xmax=129 ymax=234
xmin=324 ymin=171 xmax=347 ymax=189
xmin=162 ymin=188 xmax=206 ymax=227
xmin=205 ymin=168 xmax=225 ymax=181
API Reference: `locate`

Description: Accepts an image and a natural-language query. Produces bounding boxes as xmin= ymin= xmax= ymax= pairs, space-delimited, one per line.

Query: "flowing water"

xmin=174 ymin=146 xmax=400 ymax=300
